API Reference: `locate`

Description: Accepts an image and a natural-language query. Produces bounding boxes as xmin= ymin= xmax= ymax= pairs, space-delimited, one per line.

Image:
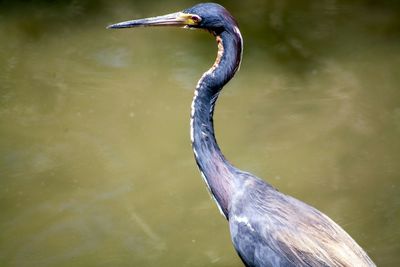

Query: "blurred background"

xmin=0 ymin=0 xmax=399 ymax=266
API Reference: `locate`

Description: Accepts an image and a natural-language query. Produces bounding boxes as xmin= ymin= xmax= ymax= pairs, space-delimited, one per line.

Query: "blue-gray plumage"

xmin=108 ymin=3 xmax=375 ymax=266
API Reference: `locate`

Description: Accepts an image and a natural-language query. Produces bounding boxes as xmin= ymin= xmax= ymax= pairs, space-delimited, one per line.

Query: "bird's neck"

xmin=190 ymin=27 xmax=243 ymax=218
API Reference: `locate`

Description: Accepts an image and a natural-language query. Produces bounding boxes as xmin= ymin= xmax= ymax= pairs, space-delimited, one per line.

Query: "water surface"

xmin=0 ymin=1 xmax=399 ymax=266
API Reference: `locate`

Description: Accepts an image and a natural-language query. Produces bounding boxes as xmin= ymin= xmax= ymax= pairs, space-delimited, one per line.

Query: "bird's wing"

xmin=229 ymin=178 xmax=375 ymax=267
xmin=255 ymin=192 xmax=374 ymax=266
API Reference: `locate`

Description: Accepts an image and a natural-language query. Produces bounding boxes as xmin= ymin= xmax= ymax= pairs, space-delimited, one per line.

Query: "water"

xmin=1 ymin=1 xmax=399 ymax=266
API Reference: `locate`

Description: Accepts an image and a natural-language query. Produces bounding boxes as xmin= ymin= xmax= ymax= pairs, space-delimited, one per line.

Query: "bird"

xmin=108 ymin=3 xmax=376 ymax=266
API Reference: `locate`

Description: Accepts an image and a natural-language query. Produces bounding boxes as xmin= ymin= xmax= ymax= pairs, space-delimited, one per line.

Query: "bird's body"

xmin=229 ymin=173 xmax=372 ymax=266
xmin=108 ymin=3 xmax=375 ymax=266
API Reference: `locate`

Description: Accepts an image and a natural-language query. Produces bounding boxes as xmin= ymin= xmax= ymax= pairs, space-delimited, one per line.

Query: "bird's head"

xmin=107 ymin=3 xmax=238 ymax=34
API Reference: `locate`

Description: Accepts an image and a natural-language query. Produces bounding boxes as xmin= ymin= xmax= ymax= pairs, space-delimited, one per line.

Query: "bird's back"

xmin=228 ymin=173 xmax=375 ymax=267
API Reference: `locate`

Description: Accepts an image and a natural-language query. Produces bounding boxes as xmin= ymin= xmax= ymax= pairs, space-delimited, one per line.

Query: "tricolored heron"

xmin=108 ymin=3 xmax=375 ymax=266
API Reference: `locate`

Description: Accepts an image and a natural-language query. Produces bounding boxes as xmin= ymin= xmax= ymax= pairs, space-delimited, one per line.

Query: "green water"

xmin=1 ymin=1 xmax=399 ymax=266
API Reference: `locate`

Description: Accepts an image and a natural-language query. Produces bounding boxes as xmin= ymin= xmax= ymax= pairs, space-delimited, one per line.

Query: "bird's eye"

xmin=191 ymin=15 xmax=201 ymax=23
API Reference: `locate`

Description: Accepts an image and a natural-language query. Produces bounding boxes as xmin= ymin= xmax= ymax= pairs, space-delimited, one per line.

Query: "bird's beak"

xmin=107 ymin=12 xmax=200 ymax=29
